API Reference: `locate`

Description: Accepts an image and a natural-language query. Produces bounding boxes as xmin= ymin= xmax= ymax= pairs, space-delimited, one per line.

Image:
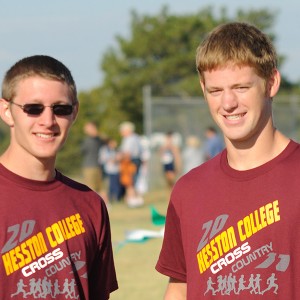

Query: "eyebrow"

xmin=206 ymin=81 xmax=253 ymax=90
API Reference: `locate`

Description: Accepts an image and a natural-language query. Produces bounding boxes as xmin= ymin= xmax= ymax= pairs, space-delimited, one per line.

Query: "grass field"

xmin=109 ymin=188 xmax=170 ymax=300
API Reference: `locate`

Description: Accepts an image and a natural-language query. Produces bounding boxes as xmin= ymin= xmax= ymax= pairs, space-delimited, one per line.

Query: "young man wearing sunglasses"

xmin=0 ymin=55 xmax=118 ymax=299
xmin=156 ymin=22 xmax=300 ymax=299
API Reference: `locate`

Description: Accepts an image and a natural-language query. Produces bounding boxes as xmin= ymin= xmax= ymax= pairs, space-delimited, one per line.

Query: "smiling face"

xmin=200 ymin=65 xmax=280 ymax=146
xmin=2 ymin=76 xmax=78 ymax=165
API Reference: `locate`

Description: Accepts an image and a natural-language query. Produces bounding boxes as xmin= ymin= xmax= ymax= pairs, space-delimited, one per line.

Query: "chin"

xmin=227 ymin=135 xmax=255 ymax=146
xmin=34 ymin=151 xmax=57 ymax=160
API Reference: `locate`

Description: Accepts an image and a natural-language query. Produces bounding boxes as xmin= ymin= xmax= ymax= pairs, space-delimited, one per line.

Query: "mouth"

xmin=35 ymin=133 xmax=56 ymax=139
xmin=225 ymin=113 xmax=246 ymax=121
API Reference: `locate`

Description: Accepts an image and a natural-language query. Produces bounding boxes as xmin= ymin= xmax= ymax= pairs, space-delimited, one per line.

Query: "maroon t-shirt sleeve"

xmin=156 ymin=198 xmax=187 ymax=282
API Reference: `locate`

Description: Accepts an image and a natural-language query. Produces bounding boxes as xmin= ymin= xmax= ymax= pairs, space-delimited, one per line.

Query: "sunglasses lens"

xmin=53 ymin=105 xmax=73 ymax=116
xmin=21 ymin=103 xmax=73 ymax=116
xmin=23 ymin=104 xmax=44 ymax=115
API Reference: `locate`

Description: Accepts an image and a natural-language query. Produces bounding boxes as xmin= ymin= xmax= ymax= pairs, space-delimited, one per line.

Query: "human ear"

xmin=199 ymin=79 xmax=207 ymax=100
xmin=268 ymin=69 xmax=281 ymax=98
xmin=0 ymin=98 xmax=14 ymax=126
xmin=71 ymin=102 xmax=79 ymax=123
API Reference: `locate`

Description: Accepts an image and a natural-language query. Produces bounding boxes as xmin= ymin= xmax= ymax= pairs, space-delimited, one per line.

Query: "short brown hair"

xmin=196 ymin=22 xmax=277 ymax=83
xmin=2 ymin=55 xmax=77 ymax=103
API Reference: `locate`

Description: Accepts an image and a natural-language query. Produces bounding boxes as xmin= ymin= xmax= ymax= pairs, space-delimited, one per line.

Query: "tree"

xmin=98 ymin=6 xmax=285 ymax=134
xmin=18 ymin=5 xmax=294 ymax=176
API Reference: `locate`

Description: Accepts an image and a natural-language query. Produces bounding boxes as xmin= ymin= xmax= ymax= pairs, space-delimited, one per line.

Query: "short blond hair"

xmin=196 ymin=22 xmax=277 ymax=83
xmin=2 ymin=55 xmax=77 ymax=104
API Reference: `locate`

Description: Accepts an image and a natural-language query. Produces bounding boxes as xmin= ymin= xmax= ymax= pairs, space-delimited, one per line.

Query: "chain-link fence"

xmin=143 ymin=86 xmax=300 ymax=190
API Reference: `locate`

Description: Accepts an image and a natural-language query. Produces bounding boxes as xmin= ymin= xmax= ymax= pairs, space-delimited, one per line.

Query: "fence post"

xmin=143 ymin=85 xmax=152 ymax=138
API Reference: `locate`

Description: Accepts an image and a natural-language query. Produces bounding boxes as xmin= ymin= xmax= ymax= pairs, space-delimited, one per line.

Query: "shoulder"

xmin=55 ymin=171 xmax=109 ymax=217
xmin=56 ymin=171 xmax=92 ymax=192
xmin=279 ymin=140 xmax=300 ymax=165
xmin=56 ymin=171 xmax=104 ymax=203
xmin=174 ymin=153 xmax=222 ymax=190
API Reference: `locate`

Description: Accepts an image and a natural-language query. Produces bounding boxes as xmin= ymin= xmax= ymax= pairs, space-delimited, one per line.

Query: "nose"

xmin=221 ymin=90 xmax=238 ymax=111
xmin=38 ymin=107 xmax=57 ymax=126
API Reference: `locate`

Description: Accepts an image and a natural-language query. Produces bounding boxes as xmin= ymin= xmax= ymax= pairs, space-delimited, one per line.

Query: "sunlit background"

xmin=1 ymin=0 xmax=300 ymax=91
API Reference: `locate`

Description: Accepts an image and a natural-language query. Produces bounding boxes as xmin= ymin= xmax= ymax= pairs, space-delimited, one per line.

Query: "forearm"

xmin=164 ymin=278 xmax=187 ymax=300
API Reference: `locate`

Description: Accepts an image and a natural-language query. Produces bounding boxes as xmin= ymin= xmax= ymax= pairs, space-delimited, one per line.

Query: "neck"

xmin=225 ymin=129 xmax=290 ymax=170
xmin=0 ymin=148 xmax=56 ymax=181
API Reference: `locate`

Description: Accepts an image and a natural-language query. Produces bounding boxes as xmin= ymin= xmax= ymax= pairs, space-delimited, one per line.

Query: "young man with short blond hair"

xmin=156 ymin=22 xmax=299 ymax=299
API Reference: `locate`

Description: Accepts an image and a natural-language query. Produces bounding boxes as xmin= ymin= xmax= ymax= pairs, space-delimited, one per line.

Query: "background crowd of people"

xmin=80 ymin=121 xmax=150 ymax=208
xmin=80 ymin=121 xmax=224 ymax=207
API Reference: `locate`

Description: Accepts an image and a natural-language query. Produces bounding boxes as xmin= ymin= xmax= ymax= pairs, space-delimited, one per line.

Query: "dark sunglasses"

xmin=9 ymin=101 xmax=74 ymax=116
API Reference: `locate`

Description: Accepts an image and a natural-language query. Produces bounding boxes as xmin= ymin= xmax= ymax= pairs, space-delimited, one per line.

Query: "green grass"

xmin=109 ymin=188 xmax=170 ymax=300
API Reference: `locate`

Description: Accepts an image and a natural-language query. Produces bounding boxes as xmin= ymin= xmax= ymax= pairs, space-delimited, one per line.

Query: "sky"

xmin=0 ymin=0 xmax=299 ymax=92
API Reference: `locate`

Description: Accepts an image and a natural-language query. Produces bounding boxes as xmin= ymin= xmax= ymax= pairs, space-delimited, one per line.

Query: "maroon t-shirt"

xmin=156 ymin=140 xmax=300 ymax=299
xmin=0 ymin=164 xmax=118 ymax=299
